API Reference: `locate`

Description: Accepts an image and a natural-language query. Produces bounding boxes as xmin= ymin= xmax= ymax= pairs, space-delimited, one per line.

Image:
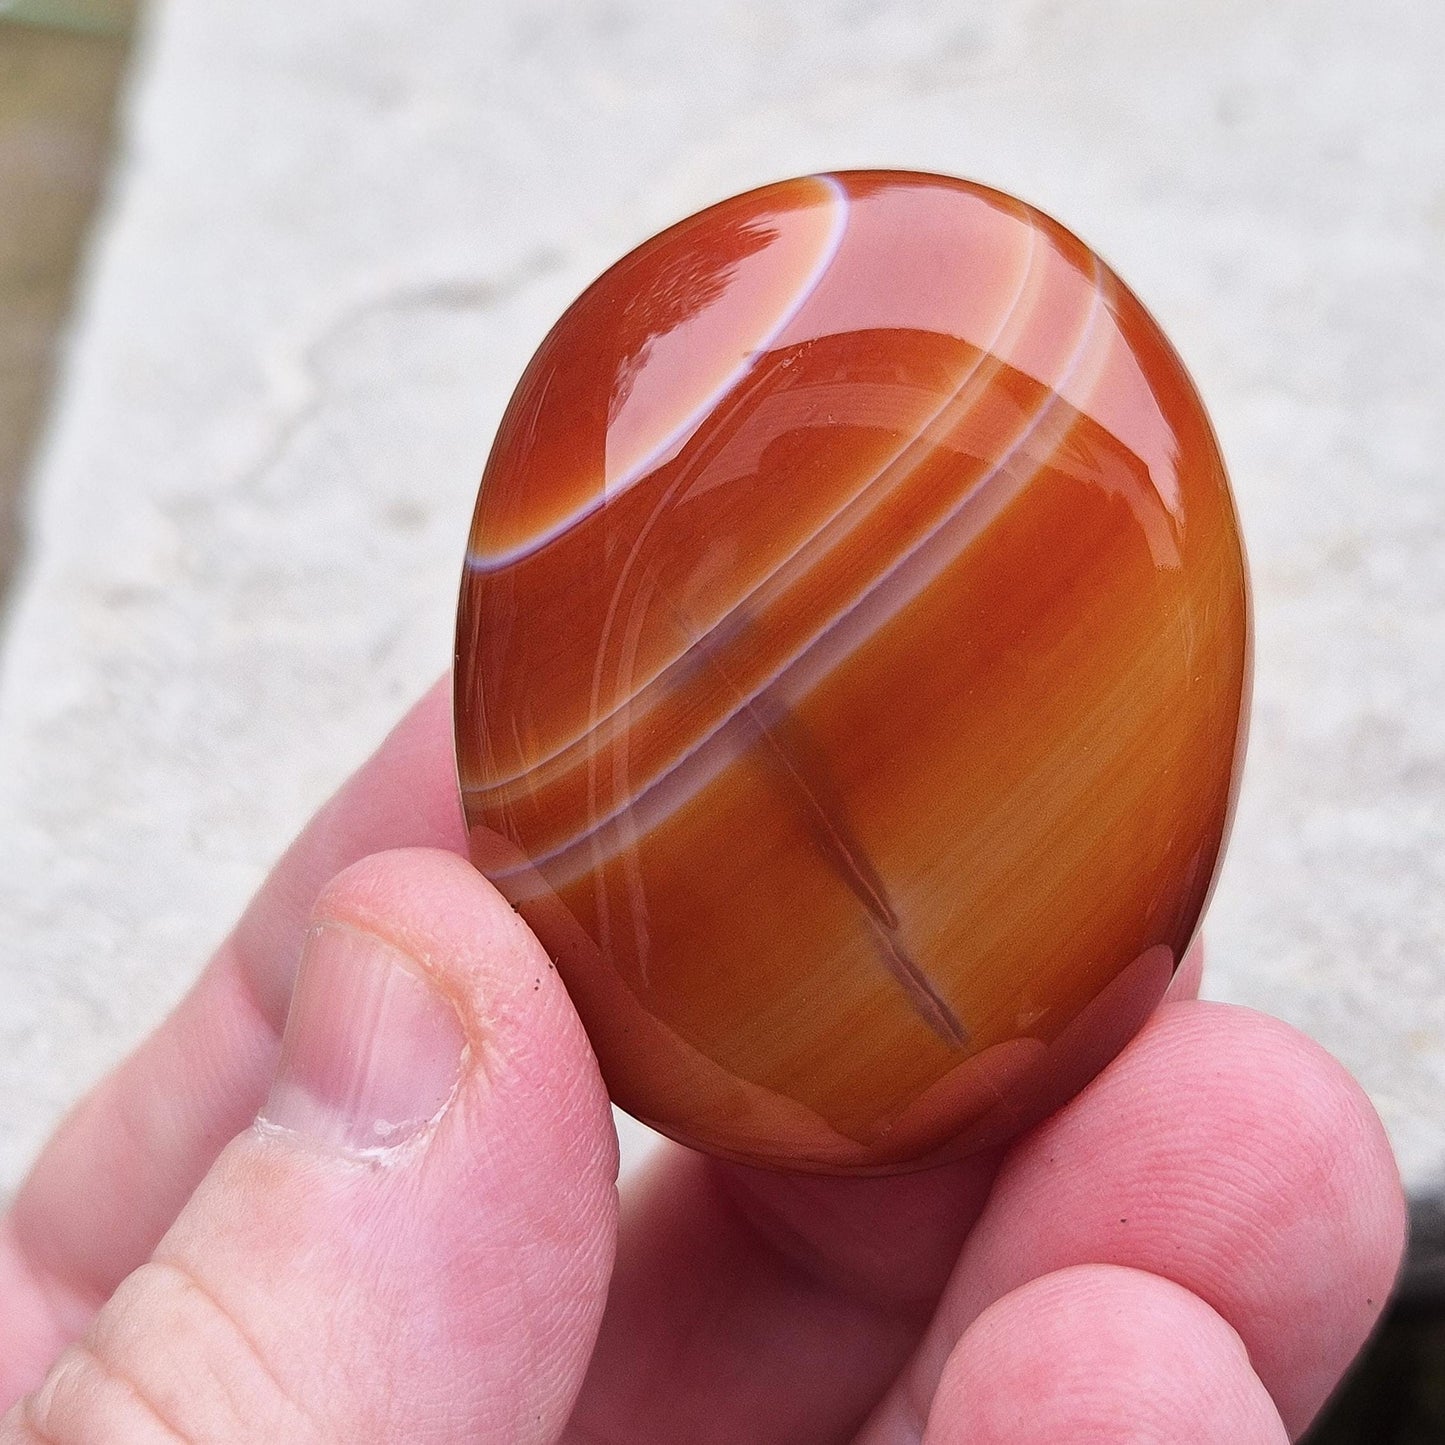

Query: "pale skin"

xmin=0 ymin=680 xmax=1405 ymax=1442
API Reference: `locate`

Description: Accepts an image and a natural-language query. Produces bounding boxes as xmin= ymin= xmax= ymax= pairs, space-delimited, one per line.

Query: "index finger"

xmin=1 ymin=677 xmax=466 ymax=1400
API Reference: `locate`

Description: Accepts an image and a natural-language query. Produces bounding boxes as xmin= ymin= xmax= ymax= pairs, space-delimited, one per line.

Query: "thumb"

xmin=3 ymin=849 xmax=620 ymax=1444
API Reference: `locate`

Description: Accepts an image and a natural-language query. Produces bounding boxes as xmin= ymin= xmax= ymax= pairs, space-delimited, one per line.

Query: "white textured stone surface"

xmin=1 ymin=0 xmax=1441 ymax=1197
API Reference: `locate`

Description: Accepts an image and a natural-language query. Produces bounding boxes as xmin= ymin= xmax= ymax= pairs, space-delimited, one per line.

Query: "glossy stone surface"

xmin=454 ymin=171 xmax=1250 ymax=1173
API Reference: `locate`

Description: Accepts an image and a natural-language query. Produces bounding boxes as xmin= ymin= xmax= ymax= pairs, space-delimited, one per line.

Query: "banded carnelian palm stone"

xmin=454 ymin=171 xmax=1250 ymax=1173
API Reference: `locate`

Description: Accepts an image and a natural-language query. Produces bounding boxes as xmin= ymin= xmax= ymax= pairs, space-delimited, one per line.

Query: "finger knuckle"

xmin=23 ymin=1258 xmax=315 ymax=1444
xmin=20 ymin=1340 xmax=185 ymax=1443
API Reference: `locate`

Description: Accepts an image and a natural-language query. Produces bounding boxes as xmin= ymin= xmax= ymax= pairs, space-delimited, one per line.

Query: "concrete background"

xmin=0 ymin=1 xmax=1441 ymax=1219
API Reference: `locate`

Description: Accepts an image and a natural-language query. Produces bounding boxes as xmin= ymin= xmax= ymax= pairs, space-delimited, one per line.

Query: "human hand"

xmin=0 ymin=681 xmax=1404 ymax=1442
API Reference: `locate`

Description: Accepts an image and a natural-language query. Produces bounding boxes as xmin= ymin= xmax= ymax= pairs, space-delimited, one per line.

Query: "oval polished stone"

xmin=454 ymin=171 xmax=1251 ymax=1173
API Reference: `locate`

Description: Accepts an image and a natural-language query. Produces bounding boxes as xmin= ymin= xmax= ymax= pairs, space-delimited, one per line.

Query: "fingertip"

xmin=924 ymin=1264 xmax=1289 ymax=1444
xmin=1146 ymin=1002 xmax=1405 ymax=1283
xmin=972 ymin=1000 xmax=1406 ymax=1436
xmin=309 ymin=845 xmax=493 ymax=938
